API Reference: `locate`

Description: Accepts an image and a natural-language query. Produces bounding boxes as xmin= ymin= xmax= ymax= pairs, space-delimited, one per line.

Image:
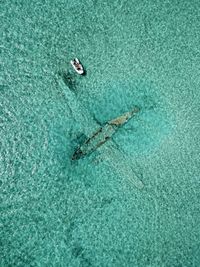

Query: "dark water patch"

xmin=0 ymin=84 xmax=9 ymax=94
xmin=99 ymin=197 xmax=114 ymax=208
xmin=58 ymin=70 xmax=77 ymax=92
xmin=0 ymin=235 xmax=36 ymax=267
xmin=71 ymin=244 xmax=92 ymax=266
xmin=71 ymin=132 xmax=88 ymax=147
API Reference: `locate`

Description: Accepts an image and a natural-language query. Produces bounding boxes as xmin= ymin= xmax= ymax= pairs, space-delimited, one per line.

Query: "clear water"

xmin=1 ymin=0 xmax=200 ymax=266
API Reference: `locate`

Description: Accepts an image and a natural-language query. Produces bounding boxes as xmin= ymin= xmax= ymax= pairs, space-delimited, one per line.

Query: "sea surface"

xmin=1 ymin=0 xmax=200 ymax=266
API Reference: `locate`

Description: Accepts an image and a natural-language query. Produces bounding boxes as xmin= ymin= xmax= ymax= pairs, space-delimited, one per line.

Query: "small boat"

xmin=70 ymin=58 xmax=84 ymax=75
xmin=72 ymin=107 xmax=140 ymax=160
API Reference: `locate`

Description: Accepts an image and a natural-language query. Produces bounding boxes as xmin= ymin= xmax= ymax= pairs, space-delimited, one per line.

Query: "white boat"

xmin=70 ymin=58 xmax=84 ymax=75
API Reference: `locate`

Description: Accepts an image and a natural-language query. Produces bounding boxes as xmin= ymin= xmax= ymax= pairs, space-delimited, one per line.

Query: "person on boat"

xmin=73 ymin=60 xmax=81 ymax=70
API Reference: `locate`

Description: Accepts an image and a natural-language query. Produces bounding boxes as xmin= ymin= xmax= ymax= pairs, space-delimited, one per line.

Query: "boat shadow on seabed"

xmin=58 ymin=70 xmax=77 ymax=92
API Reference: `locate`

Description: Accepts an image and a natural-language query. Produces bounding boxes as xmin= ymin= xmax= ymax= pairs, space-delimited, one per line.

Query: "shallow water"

xmin=1 ymin=0 xmax=200 ymax=266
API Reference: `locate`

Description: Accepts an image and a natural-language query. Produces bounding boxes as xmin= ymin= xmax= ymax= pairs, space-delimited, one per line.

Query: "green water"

xmin=1 ymin=0 xmax=200 ymax=266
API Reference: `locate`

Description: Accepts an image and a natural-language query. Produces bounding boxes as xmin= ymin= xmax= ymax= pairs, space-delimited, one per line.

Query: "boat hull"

xmin=70 ymin=58 xmax=84 ymax=75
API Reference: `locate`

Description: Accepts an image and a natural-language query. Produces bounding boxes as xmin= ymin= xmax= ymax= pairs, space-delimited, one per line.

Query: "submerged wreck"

xmin=72 ymin=107 xmax=140 ymax=160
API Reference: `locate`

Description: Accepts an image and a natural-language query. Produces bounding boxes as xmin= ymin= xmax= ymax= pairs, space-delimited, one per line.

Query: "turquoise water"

xmin=1 ymin=0 xmax=200 ymax=266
